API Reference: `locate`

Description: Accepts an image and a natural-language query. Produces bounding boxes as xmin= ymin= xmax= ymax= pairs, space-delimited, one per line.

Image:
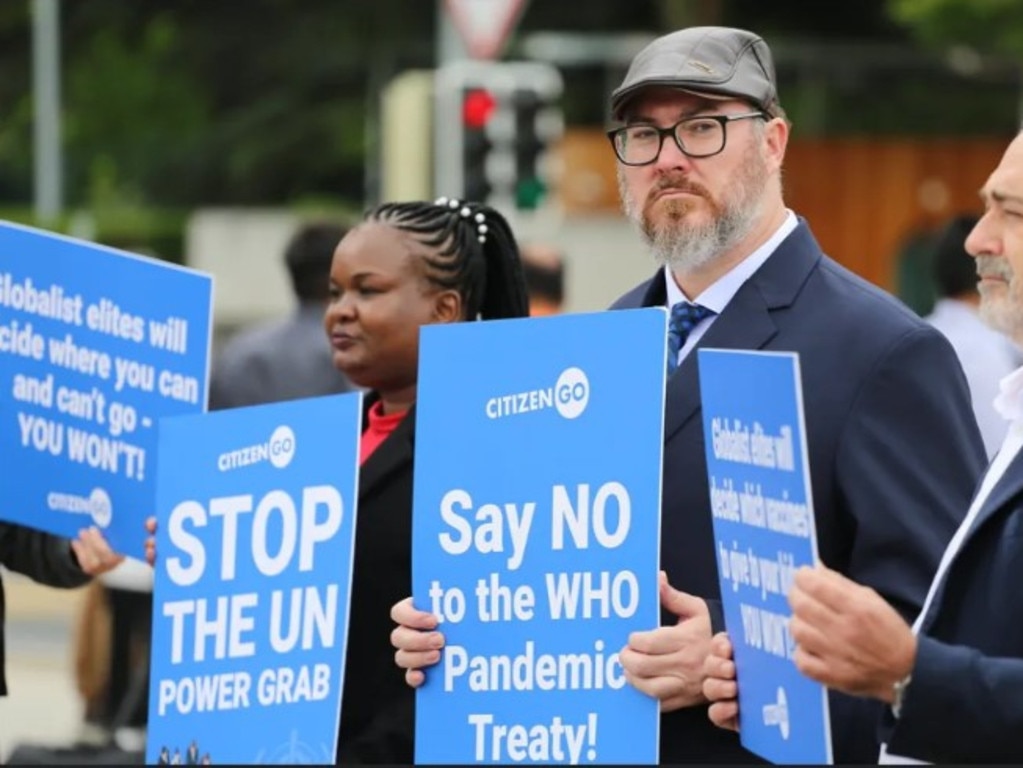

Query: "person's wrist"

xmin=891 ymin=673 xmax=912 ymax=719
xmin=888 ymin=632 xmax=917 ymax=717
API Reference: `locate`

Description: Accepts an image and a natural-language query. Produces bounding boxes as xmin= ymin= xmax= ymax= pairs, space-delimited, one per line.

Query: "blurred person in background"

xmin=925 ymin=213 xmax=1021 ymax=457
xmin=389 ymin=25 xmax=986 ymax=764
xmin=520 ymin=242 xmax=566 ymax=316
xmin=57 ymin=240 xmax=174 ymax=750
xmin=72 ymin=558 xmax=154 ymax=750
xmin=207 ymin=220 xmax=356 ymax=410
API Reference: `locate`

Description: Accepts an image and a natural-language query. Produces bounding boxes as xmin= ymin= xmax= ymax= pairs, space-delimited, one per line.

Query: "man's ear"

xmin=764 ymin=116 xmax=789 ymax=171
xmin=433 ymin=290 xmax=463 ymax=323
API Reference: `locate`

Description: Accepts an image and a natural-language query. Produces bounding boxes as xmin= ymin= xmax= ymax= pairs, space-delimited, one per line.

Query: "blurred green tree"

xmin=887 ymin=0 xmax=1023 ymax=54
xmin=6 ymin=0 xmax=1010 ymax=212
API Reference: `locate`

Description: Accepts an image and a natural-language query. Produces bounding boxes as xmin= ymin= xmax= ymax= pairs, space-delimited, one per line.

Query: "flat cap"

xmin=611 ymin=26 xmax=779 ymax=120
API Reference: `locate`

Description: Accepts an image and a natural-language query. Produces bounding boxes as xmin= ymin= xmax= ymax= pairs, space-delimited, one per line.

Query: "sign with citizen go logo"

xmin=412 ymin=308 xmax=668 ymax=764
xmin=0 ymin=221 xmax=212 ymax=560
xmin=149 ymin=391 xmax=362 ymax=764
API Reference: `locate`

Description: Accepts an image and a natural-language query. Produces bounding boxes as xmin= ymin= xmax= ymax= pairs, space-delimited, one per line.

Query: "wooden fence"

xmin=558 ymin=130 xmax=1010 ymax=291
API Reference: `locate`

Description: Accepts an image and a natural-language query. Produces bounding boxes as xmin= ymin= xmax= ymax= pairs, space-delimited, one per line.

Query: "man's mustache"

xmin=646 ymin=174 xmax=709 ymax=205
xmin=976 ymin=255 xmax=1013 ymax=281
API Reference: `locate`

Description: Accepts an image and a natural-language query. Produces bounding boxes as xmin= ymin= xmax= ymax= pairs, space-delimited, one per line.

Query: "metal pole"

xmin=434 ymin=0 xmax=468 ymax=199
xmin=32 ymin=0 xmax=62 ymax=224
xmin=436 ymin=0 xmax=468 ymax=67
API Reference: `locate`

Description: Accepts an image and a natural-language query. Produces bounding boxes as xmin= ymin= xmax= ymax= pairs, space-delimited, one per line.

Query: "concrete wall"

xmin=185 ymin=209 xmax=302 ymax=332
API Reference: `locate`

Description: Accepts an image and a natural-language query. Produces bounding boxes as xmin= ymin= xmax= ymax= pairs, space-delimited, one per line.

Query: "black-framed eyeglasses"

xmin=607 ymin=111 xmax=768 ymax=166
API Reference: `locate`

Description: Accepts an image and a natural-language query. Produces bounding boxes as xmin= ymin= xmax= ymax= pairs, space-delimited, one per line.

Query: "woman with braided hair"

xmin=325 ymin=198 xmax=529 ymax=763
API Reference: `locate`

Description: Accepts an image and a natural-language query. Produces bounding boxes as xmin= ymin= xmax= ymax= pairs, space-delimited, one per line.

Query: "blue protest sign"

xmin=697 ymin=349 xmax=832 ymax=764
xmin=146 ymin=393 xmax=362 ymax=765
xmin=0 ymin=222 xmax=212 ymax=558
xmin=412 ymin=308 xmax=665 ymax=765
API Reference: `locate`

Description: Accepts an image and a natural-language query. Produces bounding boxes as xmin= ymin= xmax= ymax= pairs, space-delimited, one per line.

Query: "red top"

xmin=359 ymin=400 xmax=408 ymax=464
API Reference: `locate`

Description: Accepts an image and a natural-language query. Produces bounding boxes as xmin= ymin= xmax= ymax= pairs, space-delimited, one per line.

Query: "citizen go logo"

xmin=217 ymin=425 xmax=296 ymax=472
xmin=89 ymin=487 xmax=113 ymax=527
xmin=485 ymin=367 xmax=591 ymax=421
xmin=554 ymin=367 xmax=589 ymax=419
xmin=46 ymin=486 xmax=113 ymax=528
xmin=268 ymin=425 xmax=296 ymax=468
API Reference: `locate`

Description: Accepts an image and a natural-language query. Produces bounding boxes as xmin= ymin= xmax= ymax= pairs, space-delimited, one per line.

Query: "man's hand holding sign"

xmin=619 ymin=571 xmax=712 ymax=712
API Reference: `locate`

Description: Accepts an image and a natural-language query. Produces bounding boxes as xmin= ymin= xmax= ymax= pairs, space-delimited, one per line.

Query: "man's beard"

xmin=619 ymin=141 xmax=769 ymax=274
xmin=977 ymin=254 xmax=1023 ymax=339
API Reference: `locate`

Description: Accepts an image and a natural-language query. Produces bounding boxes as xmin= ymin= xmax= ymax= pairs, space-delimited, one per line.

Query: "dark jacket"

xmin=336 ymin=394 xmax=416 ymax=764
xmin=208 ymin=304 xmax=354 ymax=411
xmin=882 ymin=442 xmax=1023 ymax=763
xmin=611 ymin=219 xmax=986 ymax=763
xmin=0 ymin=524 xmax=89 ymax=695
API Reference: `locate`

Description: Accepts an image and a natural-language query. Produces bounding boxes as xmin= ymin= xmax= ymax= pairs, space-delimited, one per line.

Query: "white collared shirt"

xmin=925 ymin=298 xmax=1021 ymax=458
xmin=911 ymin=364 xmax=1023 ymax=633
xmin=664 ymin=210 xmax=798 ymax=367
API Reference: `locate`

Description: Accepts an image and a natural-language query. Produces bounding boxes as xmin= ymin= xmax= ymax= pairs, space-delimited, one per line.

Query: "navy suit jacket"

xmin=883 ymin=440 xmax=1023 ymax=763
xmin=611 ymin=220 xmax=986 ymax=764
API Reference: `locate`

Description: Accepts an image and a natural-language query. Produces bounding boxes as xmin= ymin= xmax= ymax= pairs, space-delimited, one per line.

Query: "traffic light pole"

xmin=436 ymin=0 xmax=469 ymax=67
xmin=32 ymin=0 xmax=62 ymax=224
xmin=434 ymin=0 xmax=469 ymax=203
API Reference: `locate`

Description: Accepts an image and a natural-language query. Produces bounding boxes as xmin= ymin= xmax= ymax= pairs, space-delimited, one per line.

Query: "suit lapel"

xmin=916 ymin=441 xmax=1023 ymax=634
xmin=959 ymin=442 xmax=1023 ymax=543
xmin=662 ymin=221 xmax=821 ymax=442
xmin=359 ymin=400 xmax=415 ymax=501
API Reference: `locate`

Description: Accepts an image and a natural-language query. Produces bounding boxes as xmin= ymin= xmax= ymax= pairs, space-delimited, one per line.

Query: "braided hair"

xmin=363 ymin=198 xmax=530 ymax=320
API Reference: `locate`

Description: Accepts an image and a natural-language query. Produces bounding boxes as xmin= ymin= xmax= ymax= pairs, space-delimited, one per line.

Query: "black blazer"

xmin=336 ymin=394 xmax=416 ymax=764
xmin=883 ymin=442 xmax=1023 ymax=763
xmin=612 ymin=219 xmax=987 ymax=764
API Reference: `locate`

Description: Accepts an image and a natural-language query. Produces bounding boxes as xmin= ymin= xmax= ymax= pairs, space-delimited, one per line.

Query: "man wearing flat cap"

xmin=387 ymin=25 xmax=985 ymax=765
xmin=606 ymin=26 xmax=984 ymax=763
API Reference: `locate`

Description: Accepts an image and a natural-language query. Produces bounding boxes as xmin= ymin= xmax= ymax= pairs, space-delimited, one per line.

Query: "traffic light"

xmin=461 ymin=87 xmax=498 ymax=202
xmin=435 ymin=61 xmax=563 ymax=213
xmin=510 ymin=86 xmax=561 ymax=210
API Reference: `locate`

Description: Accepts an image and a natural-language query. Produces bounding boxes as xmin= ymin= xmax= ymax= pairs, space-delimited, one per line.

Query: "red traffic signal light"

xmin=462 ymin=88 xmax=496 ymax=129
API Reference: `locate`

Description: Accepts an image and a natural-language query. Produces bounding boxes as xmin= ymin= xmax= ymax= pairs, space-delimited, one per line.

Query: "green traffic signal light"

xmin=516 ymin=177 xmax=547 ymax=210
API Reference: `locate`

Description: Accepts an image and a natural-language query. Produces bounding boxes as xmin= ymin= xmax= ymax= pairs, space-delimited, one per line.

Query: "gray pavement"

xmin=0 ymin=571 xmax=85 ymax=763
